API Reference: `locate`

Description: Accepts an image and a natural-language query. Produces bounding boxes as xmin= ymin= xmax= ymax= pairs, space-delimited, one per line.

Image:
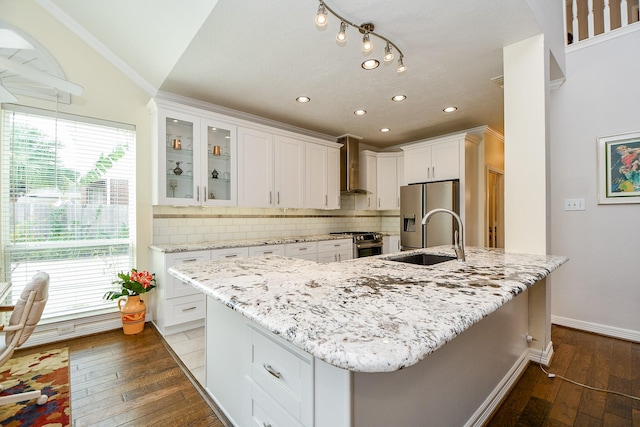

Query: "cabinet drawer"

xmin=248 ymin=377 xmax=304 ymax=427
xmin=250 ymin=328 xmax=312 ymax=422
xmin=165 ymin=251 xmax=210 ymax=298
xmin=211 ymin=247 xmax=249 ymax=260
xmin=317 ymin=239 xmax=352 ymax=253
xmin=166 ymin=293 xmax=205 ymax=326
xmin=248 ymin=244 xmax=285 ymax=257
xmin=285 ymin=242 xmax=317 ymax=257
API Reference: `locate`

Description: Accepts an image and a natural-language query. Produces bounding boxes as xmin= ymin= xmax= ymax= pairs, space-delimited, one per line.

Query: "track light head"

xmin=383 ymin=43 xmax=394 ymax=62
xmin=336 ymin=22 xmax=347 ymax=42
xmin=315 ymin=3 xmax=328 ymax=26
xmin=361 ymin=33 xmax=373 ymax=53
xmin=397 ymin=56 xmax=407 ymax=73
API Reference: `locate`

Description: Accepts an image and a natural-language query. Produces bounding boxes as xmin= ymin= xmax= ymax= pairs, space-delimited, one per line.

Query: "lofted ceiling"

xmin=39 ymin=0 xmax=541 ymax=148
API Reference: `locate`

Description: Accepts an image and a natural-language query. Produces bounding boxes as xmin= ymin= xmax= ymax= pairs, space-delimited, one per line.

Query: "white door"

xmin=237 ymin=127 xmax=273 ymax=207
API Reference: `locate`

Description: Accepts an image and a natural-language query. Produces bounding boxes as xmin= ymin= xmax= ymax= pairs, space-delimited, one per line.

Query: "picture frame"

xmin=597 ymin=130 xmax=640 ymax=204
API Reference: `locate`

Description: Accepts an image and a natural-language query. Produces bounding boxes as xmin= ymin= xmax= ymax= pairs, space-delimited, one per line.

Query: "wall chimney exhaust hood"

xmin=338 ymin=135 xmax=368 ymax=194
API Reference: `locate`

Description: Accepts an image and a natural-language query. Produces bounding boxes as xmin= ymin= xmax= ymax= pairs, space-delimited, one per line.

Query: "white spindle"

xmin=572 ymin=0 xmax=579 ymax=42
xmin=604 ymin=0 xmax=611 ymax=33
xmin=621 ymin=0 xmax=629 ymax=27
xmin=588 ymin=0 xmax=595 ymax=38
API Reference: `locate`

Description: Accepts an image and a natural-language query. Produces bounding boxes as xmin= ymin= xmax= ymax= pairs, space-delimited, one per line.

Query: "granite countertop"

xmin=168 ymin=246 xmax=568 ymax=373
xmin=150 ymin=234 xmax=350 ymax=253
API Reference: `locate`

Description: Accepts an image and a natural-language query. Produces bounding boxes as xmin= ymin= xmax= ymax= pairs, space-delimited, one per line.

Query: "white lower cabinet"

xmin=285 ymin=242 xmax=317 ymax=261
xmin=383 ymin=235 xmax=401 ymax=254
xmin=211 ymin=246 xmax=249 ymax=260
xmin=317 ymin=239 xmax=353 ymax=263
xmin=150 ymin=249 xmax=210 ymax=335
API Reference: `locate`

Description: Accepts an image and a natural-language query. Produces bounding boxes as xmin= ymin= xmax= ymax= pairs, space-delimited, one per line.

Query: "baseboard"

xmin=552 ymin=315 xmax=640 ymax=342
xmin=465 ymin=348 xmax=531 ymax=427
xmin=528 ymin=340 xmax=554 ymax=366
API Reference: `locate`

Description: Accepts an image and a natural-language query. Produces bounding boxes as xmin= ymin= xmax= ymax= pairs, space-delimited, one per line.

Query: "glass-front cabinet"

xmin=151 ymin=100 xmax=237 ymax=206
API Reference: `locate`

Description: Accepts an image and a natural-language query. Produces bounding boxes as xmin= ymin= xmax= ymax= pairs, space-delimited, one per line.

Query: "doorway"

xmin=486 ymin=168 xmax=504 ymax=248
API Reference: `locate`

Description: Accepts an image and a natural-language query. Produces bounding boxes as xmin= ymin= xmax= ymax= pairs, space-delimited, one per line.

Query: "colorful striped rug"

xmin=0 ymin=347 xmax=70 ymax=427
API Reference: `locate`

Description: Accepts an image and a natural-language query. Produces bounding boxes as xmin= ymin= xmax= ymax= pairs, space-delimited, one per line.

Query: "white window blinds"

xmin=1 ymin=105 xmax=136 ymax=322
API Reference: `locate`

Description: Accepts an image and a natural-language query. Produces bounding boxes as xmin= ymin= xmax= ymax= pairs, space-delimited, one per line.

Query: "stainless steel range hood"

xmin=338 ymin=135 xmax=368 ymax=194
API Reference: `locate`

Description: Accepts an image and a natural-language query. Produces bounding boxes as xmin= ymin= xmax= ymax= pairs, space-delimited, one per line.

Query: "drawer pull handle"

xmin=225 ymin=254 xmax=238 ymax=258
xmin=263 ymin=364 xmax=282 ymax=379
xmin=183 ymin=258 xmax=198 ymax=263
xmin=263 ymin=251 xmax=273 ymax=254
xmin=182 ymin=306 xmax=197 ymax=312
xmin=299 ymin=247 xmax=307 ymax=251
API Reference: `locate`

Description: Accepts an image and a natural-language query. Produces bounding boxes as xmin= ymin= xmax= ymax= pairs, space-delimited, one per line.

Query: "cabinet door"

xmin=431 ymin=141 xmax=460 ymax=181
xmin=274 ymin=135 xmax=304 ymax=208
xmin=404 ymin=146 xmax=432 ymax=184
xmin=202 ymin=119 xmax=237 ymax=206
xmin=376 ymin=155 xmax=398 ymax=210
xmin=326 ymin=147 xmax=341 ymax=209
xmin=356 ymin=151 xmax=377 ymax=210
xmin=238 ymin=127 xmax=274 ymax=207
xmin=305 ymin=143 xmax=328 ymax=209
xmin=160 ymin=110 xmax=199 ymax=205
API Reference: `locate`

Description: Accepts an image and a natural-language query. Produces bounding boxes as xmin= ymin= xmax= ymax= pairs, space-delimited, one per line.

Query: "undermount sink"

xmin=387 ymin=253 xmax=456 ymax=266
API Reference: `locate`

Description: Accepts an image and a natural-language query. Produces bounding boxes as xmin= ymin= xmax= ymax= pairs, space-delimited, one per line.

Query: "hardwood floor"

xmin=13 ymin=324 xmax=227 ymax=427
xmin=9 ymin=324 xmax=638 ymax=426
xmin=487 ymin=325 xmax=640 ymax=427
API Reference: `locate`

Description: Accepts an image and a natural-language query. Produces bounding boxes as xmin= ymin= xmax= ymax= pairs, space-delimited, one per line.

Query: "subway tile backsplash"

xmin=153 ymin=197 xmax=400 ymax=244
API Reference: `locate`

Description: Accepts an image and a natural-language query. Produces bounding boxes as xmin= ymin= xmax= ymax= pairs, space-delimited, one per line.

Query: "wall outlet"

xmin=57 ymin=324 xmax=75 ymax=335
xmin=564 ymin=198 xmax=585 ymax=211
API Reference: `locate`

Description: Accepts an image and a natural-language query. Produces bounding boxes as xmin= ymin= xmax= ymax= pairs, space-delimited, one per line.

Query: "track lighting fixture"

xmin=314 ymin=0 xmax=406 ymax=73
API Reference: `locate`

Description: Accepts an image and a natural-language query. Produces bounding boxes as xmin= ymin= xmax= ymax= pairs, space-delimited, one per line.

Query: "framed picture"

xmin=597 ymin=130 xmax=640 ymax=204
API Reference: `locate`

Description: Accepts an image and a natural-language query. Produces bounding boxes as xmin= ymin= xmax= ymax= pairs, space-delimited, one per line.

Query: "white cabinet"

xmin=305 ymin=143 xmax=340 ymax=210
xmin=317 ymin=239 xmax=353 ymax=263
xmin=149 ymin=99 xmax=237 ymax=206
xmin=237 ymin=128 xmax=304 ymax=208
xmin=355 ymin=150 xmax=378 ymax=210
xmin=150 ymin=249 xmax=210 ymax=335
xmin=376 ymin=153 xmax=403 ymax=210
xmin=403 ymin=139 xmax=459 ymax=184
xmin=383 ymin=235 xmax=401 ymax=254
xmin=285 ymin=242 xmax=317 ymax=261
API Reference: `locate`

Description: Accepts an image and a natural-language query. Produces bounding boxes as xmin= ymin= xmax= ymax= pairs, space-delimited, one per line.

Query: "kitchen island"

xmin=169 ymin=246 xmax=567 ymax=427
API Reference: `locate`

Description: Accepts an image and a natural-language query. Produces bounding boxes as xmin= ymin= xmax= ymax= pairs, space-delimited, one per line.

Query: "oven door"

xmin=356 ymin=241 xmax=383 ymax=258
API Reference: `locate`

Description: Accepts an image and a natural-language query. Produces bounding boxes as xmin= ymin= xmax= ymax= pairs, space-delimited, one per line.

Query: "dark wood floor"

xmin=11 ymin=324 xmax=639 ymax=426
xmin=13 ymin=324 xmax=226 ymax=427
xmin=487 ymin=325 xmax=640 ymax=427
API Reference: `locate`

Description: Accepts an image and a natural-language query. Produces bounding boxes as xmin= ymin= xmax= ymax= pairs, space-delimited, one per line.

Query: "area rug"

xmin=0 ymin=347 xmax=70 ymax=427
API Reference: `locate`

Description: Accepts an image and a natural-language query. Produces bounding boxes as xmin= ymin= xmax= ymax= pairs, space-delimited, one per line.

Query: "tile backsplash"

xmin=153 ymin=196 xmax=400 ymax=244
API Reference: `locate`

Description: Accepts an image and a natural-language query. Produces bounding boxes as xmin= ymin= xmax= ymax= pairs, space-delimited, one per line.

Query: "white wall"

xmin=549 ymin=29 xmax=640 ymax=340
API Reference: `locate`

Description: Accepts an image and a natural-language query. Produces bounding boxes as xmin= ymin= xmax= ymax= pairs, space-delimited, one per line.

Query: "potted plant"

xmin=104 ymin=269 xmax=156 ymax=335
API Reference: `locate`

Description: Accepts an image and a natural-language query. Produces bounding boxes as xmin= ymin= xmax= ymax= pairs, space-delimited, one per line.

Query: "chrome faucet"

xmin=421 ymin=208 xmax=466 ymax=261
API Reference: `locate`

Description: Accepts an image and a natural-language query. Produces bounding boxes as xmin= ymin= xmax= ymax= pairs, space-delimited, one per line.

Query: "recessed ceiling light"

xmin=380 ymin=128 xmax=390 ymax=133
xmin=392 ymin=95 xmax=406 ymax=102
xmin=443 ymin=106 xmax=458 ymax=113
xmin=354 ymin=109 xmax=367 ymax=116
xmin=296 ymin=96 xmax=311 ymax=103
xmin=361 ymin=59 xmax=380 ymax=70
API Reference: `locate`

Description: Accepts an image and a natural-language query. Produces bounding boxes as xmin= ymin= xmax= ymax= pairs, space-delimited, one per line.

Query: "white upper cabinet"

xmin=150 ymin=99 xmax=237 ymax=206
xmin=305 ymin=142 xmax=340 ymax=209
xmin=355 ymin=150 xmax=378 ymax=210
xmin=403 ymin=139 xmax=460 ymax=184
xmin=237 ymin=128 xmax=305 ymax=208
xmin=376 ymin=152 xmax=403 ymax=210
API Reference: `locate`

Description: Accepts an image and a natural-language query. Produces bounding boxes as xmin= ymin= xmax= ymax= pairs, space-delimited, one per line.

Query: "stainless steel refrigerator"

xmin=400 ymin=181 xmax=460 ymax=250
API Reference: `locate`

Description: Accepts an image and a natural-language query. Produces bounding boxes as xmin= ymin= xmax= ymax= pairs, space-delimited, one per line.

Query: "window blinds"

xmin=1 ymin=105 xmax=136 ymax=322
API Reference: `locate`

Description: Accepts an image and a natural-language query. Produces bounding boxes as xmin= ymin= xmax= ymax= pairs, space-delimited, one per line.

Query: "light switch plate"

xmin=564 ymin=198 xmax=585 ymax=211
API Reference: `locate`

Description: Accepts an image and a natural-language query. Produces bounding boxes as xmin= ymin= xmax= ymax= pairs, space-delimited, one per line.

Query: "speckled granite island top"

xmin=168 ymin=247 xmax=568 ymax=373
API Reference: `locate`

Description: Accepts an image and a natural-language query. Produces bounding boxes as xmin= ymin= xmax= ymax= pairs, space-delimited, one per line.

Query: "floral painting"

xmin=598 ymin=131 xmax=640 ymax=204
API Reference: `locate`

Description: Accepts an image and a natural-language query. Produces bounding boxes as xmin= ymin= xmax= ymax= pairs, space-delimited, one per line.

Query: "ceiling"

xmin=40 ymin=0 xmax=541 ymax=148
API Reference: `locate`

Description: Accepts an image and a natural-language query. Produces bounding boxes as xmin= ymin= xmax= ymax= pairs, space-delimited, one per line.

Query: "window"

xmin=1 ymin=105 xmax=136 ymax=322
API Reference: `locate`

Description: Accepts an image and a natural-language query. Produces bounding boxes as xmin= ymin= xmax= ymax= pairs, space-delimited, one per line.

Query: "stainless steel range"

xmin=330 ymin=231 xmax=383 ymax=258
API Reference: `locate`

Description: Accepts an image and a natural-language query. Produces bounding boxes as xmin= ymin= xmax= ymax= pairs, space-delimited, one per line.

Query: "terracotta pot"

xmin=118 ymin=295 xmax=146 ymax=335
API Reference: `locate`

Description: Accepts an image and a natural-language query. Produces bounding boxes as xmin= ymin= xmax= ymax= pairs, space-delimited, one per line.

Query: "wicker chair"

xmin=0 ymin=272 xmax=50 ymax=406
